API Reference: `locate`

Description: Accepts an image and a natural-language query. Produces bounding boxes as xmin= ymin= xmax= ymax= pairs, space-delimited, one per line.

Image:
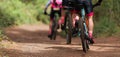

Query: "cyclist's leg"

xmin=58 ymin=8 xmax=62 ymax=17
xmin=71 ymin=10 xmax=79 ymax=36
xmin=87 ymin=15 xmax=94 ymax=38
xmin=56 ymin=9 xmax=62 ymax=29
xmin=58 ymin=9 xmax=65 ymax=25
xmin=71 ymin=10 xmax=78 ymax=27
xmin=58 ymin=8 xmax=62 ymax=23
xmin=83 ymin=1 xmax=94 ymax=44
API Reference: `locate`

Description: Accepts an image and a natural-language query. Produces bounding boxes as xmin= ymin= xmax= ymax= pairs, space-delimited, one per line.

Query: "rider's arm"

xmin=96 ymin=0 xmax=103 ymax=6
xmin=93 ymin=0 xmax=103 ymax=7
xmin=44 ymin=0 xmax=51 ymax=11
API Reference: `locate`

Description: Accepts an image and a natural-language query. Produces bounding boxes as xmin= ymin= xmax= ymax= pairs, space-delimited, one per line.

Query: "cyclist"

xmin=44 ymin=0 xmax=62 ymax=38
xmin=60 ymin=0 xmax=103 ymax=44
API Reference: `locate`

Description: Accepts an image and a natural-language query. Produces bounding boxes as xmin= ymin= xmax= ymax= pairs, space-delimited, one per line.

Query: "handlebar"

xmin=63 ymin=3 xmax=100 ymax=10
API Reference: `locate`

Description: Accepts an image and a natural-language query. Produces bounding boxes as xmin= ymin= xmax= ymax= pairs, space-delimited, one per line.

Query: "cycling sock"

xmin=88 ymin=31 xmax=93 ymax=38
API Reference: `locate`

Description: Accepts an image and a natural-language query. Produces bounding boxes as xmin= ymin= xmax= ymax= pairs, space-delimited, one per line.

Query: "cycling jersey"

xmin=80 ymin=0 xmax=103 ymax=16
xmin=62 ymin=0 xmax=103 ymax=16
xmin=45 ymin=0 xmax=62 ymax=9
xmin=51 ymin=0 xmax=62 ymax=8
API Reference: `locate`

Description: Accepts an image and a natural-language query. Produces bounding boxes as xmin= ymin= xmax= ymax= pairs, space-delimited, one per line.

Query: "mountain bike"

xmin=62 ymin=0 xmax=101 ymax=52
xmin=63 ymin=9 xmax=73 ymax=44
xmin=44 ymin=11 xmax=60 ymax=40
xmin=51 ymin=14 xmax=59 ymax=40
xmin=62 ymin=2 xmax=90 ymax=52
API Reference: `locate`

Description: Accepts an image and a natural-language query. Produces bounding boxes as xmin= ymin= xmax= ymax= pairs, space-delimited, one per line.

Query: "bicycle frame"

xmin=80 ymin=8 xmax=89 ymax=37
xmin=77 ymin=8 xmax=89 ymax=53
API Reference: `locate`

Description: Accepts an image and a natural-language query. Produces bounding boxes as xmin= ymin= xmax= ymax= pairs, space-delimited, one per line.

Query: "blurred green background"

xmin=0 ymin=0 xmax=120 ymax=39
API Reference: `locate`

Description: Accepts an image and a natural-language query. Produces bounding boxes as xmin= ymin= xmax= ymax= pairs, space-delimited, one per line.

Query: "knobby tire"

xmin=51 ymin=17 xmax=58 ymax=40
xmin=65 ymin=12 xmax=72 ymax=44
xmin=78 ymin=17 xmax=88 ymax=53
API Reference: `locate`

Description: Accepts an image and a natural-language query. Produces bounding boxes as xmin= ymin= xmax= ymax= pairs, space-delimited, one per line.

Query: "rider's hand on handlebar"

xmin=44 ymin=11 xmax=48 ymax=15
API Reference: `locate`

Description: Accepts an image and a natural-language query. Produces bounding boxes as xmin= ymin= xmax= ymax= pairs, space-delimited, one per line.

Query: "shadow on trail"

xmin=3 ymin=45 xmax=120 ymax=57
xmin=3 ymin=24 xmax=120 ymax=57
xmin=5 ymin=27 xmax=67 ymax=45
xmin=2 ymin=48 xmax=88 ymax=57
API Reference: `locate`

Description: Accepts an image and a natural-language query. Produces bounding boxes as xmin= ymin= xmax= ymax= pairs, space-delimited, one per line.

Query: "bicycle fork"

xmin=78 ymin=8 xmax=88 ymax=36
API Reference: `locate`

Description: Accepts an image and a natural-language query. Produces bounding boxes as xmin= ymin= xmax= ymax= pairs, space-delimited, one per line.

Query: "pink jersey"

xmin=50 ymin=0 xmax=62 ymax=8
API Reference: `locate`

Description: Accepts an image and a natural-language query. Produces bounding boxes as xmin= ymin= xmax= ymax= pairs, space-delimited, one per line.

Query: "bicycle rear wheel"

xmin=65 ymin=12 xmax=73 ymax=44
xmin=78 ymin=17 xmax=89 ymax=53
xmin=51 ymin=17 xmax=58 ymax=40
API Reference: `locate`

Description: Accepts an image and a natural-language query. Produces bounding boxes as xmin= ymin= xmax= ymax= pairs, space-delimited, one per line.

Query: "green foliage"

xmin=0 ymin=29 xmax=5 ymax=41
xmin=0 ymin=0 xmax=49 ymax=27
xmin=19 ymin=0 xmax=49 ymax=24
xmin=0 ymin=0 xmax=49 ymax=41
xmin=93 ymin=0 xmax=120 ymax=37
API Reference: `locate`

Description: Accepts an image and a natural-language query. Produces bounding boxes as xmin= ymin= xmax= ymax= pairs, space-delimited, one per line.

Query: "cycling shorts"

xmin=80 ymin=0 xmax=94 ymax=16
xmin=50 ymin=8 xmax=61 ymax=20
xmin=63 ymin=0 xmax=94 ymax=16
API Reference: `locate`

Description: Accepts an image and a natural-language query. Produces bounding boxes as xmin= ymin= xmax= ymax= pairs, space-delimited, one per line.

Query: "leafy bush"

xmin=0 ymin=0 xmax=42 ymax=27
xmin=93 ymin=0 xmax=120 ymax=37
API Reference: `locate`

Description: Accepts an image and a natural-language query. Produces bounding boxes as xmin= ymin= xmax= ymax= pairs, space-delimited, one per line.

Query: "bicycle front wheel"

xmin=78 ymin=17 xmax=89 ymax=53
xmin=51 ymin=17 xmax=58 ymax=40
xmin=65 ymin=12 xmax=73 ymax=44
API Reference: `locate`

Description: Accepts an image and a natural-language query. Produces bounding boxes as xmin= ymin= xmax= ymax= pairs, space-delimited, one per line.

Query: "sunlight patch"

xmin=90 ymin=44 xmax=120 ymax=52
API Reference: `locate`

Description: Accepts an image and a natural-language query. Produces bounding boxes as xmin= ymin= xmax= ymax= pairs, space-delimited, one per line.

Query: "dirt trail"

xmin=1 ymin=23 xmax=120 ymax=57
